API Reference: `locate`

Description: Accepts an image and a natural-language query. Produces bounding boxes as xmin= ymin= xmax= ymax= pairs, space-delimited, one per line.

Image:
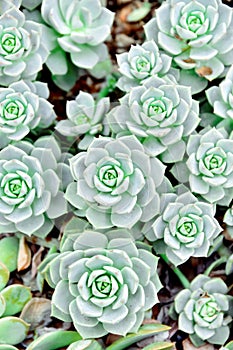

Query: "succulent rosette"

xmin=65 ymin=135 xmax=167 ymax=229
xmin=116 ymin=40 xmax=173 ymax=92
xmin=0 ymin=80 xmax=56 ymax=148
xmin=39 ymin=222 xmax=162 ymax=338
xmin=40 ymin=0 xmax=114 ymax=90
xmin=173 ymin=275 xmax=233 ymax=346
xmin=144 ymin=0 xmax=233 ymax=93
xmin=55 ymin=91 xmax=110 ymax=150
xmin=0 ymin=4 xmax=48 ymax=86
xmin=171 ymin=127 xmax=233 ymax=206
xmin=0 ymin=136 xmax=72 ymax=237
xmin=143 ymin=185 xmax=222 ymax=266
xmin=108 ymin=76 xmax=199 ymax=162
xmin=201 ymin=65 xmax=233 ymax=132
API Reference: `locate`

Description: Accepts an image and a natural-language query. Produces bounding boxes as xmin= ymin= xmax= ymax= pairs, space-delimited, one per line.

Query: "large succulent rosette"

xmin=0 ymin=80 xmax=56 ymax=148
xmin=116 ymin=40 xmax=172 ymax=92
xmin=0 ymin=4 xmax=48 ymax=86
xmin=173 ymin=275 xmax=233 ymax=346
xmin=41 ymin=0 xmax=114 ymax=90
xmin=108 ymin=76 xmax=199 ymax=162
xmin=201 ymin=65 xmax=233 ymax=132
xmin=55 ymin=91 xmax=110 ymax=150
xmin=39 ymin=223 xmax=162 ymax=338
xmin=65 ymin=135 xmax=167 ymax=229
xmin=143 ymin=185 xmax=222 ymax=266
xmin=171 ymin=127 xmax=233 ymax=206
xmin=144 ymin=0 xmax=233 ymax=93
xmin=0 ymin=136 xmax=72 ymax=237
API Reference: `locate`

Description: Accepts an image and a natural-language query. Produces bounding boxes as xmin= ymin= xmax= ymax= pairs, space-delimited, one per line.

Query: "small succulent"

xmin=108 ymin=76 xmax=199 ymax=162
xmin=0 ymin=136 xmax=72 ymax=237
xmin=0 ymin=4 xmax=48 ymax=86
xmin=39 ymin=225 xmax=162 ymax=338
xmin=40 ymin=0 xmax=114 ymax=90
xmin=201 ymin=65 xmax=233 ymax=132
xmin=55 ymin=91 xmax=110 ymax=150
xmin=143 ymin=185 xmax=222 ymax=266
xmin=173 ymin=274 xmax=233 ymax=346
xmin=116 ymin=40 xmax=172 ymax=92
xmin=0 ymin=80 xmax=56 ymax=148
xmin=171 ymin=127 xmax=233 ymax=206
xmin=144 ymin=0 xmax=233 ymax=93
xmin=65 ymin=135 xmax=167 ymax=229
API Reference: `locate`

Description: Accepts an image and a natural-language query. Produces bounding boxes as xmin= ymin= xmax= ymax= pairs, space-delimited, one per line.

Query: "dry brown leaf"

xmin=118 ymin=5 xmax=132 ymax=22
xmin=17 ymin=236 xmax=31 ymax=271
xmin=223 ymin=228 xmax=233 ymax=241
xmin=196 ymin=66 xmax=213 ymax=77
xmin=105 ymin=333 xmax=122 ymax=346
xmin=20 ymin=297 xmax=52 ymax=330
xmin=183 ymin=338 xmax=214 ymax=350
xmin=31 ymin=246 xmax=44 ymax=278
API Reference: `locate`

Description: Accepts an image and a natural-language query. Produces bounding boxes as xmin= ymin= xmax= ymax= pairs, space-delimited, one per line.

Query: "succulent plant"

xmin=108 ymin=76 xmax=199 ymax=162
xmin=0 ymin=80 xmax=56 ymax=148
xmin=116 ymin=40 xmax=173 ymax=92
xmin=55 ymin=91 xmax=110 ymax=149
xmin=143 ymin=185 xmax=222 ymax=266
xmin=0 ymin=136 xmax=72 ymax=237
xmin=65 ymin=135 xmax=169 ymax=229
xmin=171 ymin=127 xmax=233 ymax=206
xmin=39 ymin=226 xmax=162 ymax=338
xmin=144 ymin=0 xmax=233 ymax=93
xmin=40 ymin=0 xmax=114 ymax=90
xmin=0 ymin=4 xmax=48 ymax=86
xmin=201 ymin=65 xmax=233 ymax=132
xmin=173 ymin=274 xmax=233 ymax=346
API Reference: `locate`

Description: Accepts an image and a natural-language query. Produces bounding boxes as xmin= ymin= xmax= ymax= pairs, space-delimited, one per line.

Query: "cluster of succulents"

xmin=0 ymin=0 xmax=232 ymax=348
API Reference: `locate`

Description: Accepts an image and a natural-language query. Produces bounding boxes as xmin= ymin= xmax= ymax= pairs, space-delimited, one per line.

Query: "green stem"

xmin=97 ymin=74 xmax=118 ymax=100
xmin=161 ymin=254 xmax=190 ymax=289
xmin=204 ymin=256 xmax=227 ymax=276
